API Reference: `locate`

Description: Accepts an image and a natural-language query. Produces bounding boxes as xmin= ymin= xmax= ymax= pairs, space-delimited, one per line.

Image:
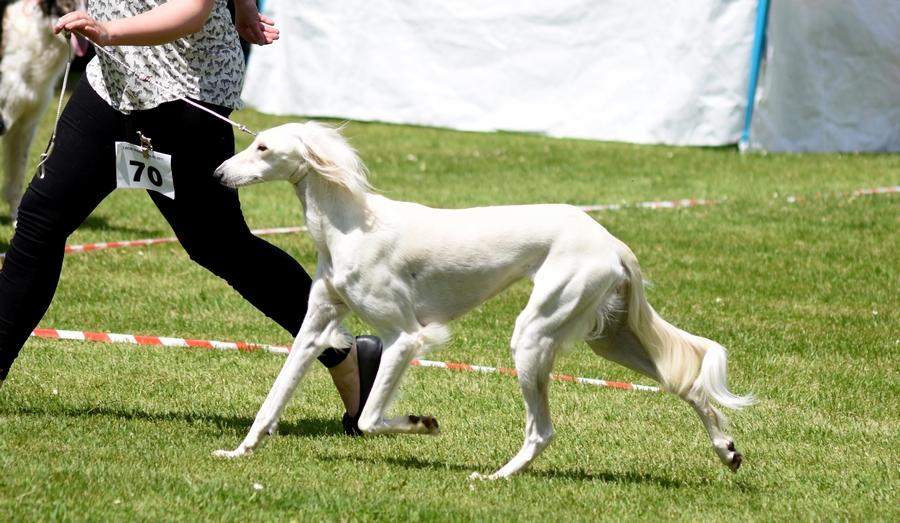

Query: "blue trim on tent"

xmin=739 ymin=0 xmax=771 ymax=152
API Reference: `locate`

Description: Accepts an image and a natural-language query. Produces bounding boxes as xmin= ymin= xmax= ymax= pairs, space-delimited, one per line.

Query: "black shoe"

xmin=342 ymin=335 xmax=383 ymax=436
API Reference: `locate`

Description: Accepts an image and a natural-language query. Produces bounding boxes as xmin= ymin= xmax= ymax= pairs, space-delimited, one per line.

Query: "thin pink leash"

xmin=36 ymin=30 xmax=258 ymax=179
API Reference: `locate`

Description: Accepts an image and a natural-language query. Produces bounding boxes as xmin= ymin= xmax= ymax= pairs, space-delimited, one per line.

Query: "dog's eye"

xmin=257 ymin=144 xmax=268 ymax=152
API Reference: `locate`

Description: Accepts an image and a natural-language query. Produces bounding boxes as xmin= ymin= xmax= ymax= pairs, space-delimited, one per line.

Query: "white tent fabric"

xmin=242 ymin=0 xmax=757 ymax=146
xmin=749 ymin=0 xmax=900 ymax=153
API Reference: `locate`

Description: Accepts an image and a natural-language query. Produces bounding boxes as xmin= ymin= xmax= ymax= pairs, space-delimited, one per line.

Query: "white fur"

xmin=212 ymin=122 xmax=754 ymax=478
xmin=1 ymin=0 xmax=83 ymax=223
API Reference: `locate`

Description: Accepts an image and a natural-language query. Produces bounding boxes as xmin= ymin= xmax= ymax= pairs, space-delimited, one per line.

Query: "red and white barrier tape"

xmin=31 ymin=327 xmax=289 ymax=354
xmin=0 ymin=226 xmax=308 ymax=259
xmin=410 ymin=358 xmax=660 ymax=391
xmin=577 ymin=199 xmax=710 ymax=212
xmin=1 ymin=197 xmax=709 ymax=259
xmin=63 ymin=226 xmax=308 ymax=254
xmin=2 ymin=187 xmax=896 ymax=260
xmin=29 ymin=328 xmax=660 ymax=392
xmin=785 ymin=185 xmax=899 ymax=203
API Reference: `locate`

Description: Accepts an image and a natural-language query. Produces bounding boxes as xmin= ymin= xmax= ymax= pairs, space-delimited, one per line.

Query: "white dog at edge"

xmin=212 ymin=121 xmax=753 ymax=479
xmin=1 ymin=0 xmax=87 ymax=223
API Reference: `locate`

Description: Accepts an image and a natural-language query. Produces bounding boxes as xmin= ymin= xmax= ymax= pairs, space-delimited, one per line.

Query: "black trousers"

xmin=0 ymin=77 xmax=346 ymax=380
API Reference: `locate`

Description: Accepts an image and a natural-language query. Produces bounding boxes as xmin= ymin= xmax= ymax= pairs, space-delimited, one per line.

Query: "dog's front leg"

xmin=357 ymin=330 xmax=441 ymax=436
xmin=213 ymin=286 xmax=351 ymax=458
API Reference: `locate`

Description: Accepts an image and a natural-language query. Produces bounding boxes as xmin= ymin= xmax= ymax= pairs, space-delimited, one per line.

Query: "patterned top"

xmin=85 ymin=0 xmax=244 ymax=111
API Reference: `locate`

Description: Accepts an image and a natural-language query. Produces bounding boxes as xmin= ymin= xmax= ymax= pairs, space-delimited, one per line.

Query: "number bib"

xmin=115 ymin=142 xmax=175 ymax=199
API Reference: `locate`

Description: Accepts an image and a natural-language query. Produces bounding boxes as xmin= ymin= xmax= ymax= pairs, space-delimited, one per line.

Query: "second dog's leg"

xmin=2 ymin=119 xmax=39 ymax=223
xmin=213 ymin=286 xmax=350 ymax=458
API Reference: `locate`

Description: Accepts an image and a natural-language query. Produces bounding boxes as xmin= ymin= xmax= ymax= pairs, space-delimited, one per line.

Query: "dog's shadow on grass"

xmin=1 ymin=403 xmax=344 ymax=438
xmin=320 ymin=453 xmax=477 ymax=475
xmin=4 ymin=404 xmax=693 ymax=488
xmin=532 ymin=467 xmax=688 ymax=488
xmin=323 ymin=454 xmax=689 ymax=488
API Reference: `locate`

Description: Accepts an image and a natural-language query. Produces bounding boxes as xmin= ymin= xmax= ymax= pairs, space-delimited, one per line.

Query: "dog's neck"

xmin=293 ymin=173 xmax=369 ymax=252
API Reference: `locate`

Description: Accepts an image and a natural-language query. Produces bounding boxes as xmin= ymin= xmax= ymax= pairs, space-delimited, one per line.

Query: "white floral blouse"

xmin=85 ymin=0 xmax=244 ymax=111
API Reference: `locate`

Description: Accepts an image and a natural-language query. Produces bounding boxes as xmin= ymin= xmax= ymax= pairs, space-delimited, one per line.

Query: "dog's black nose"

xmin=212 ymin=168 xmax=223 ymax=181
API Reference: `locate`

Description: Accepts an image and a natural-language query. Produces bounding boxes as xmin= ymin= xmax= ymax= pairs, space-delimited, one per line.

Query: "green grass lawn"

xmin=0 ymin=92 xmax=897 ymax=521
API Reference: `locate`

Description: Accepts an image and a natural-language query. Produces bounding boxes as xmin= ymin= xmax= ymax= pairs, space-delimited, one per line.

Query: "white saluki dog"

xmin=1 ymin=0 xmax=87 ymax=223
xmin=212 ymin=122 xmax=753 ymax=479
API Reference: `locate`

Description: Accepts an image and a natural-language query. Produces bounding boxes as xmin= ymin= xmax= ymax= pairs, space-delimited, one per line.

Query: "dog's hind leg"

xmin=473 ymin=263 xmax=613 ymax=480
xmin=357 ymin=324 xmax=449 ymax=435
xmin=213 ymin=280 xmax=352 ymax=458
xmin=586 ymin=305 xmax=661 ymax=383
xmin=588 ymin=278 xmax=749 ymax=472
xmin=684 ymin=378 xmax=743 ymax=471
xmin=472 ymin=333 xmax=558 ymax=480
xmin=588 ymin=326 xmax=743 ymax=470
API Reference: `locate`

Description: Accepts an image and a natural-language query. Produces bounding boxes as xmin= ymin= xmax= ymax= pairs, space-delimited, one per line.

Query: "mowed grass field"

xmin=0 ymin=90 xmax=898 ymax=521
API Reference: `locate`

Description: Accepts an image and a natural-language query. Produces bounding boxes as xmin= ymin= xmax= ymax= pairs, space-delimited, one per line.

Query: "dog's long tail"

xmin=617 ymin=242 xmax=753 ymax=410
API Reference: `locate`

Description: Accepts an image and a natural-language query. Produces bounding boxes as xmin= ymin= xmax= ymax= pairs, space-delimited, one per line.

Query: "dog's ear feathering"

xmin=298 ymin=122 xmax=372 ymax=200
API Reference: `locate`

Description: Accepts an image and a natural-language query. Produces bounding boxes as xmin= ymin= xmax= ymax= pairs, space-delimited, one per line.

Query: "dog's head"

xmin=214 ymin=121 xmax=371 ymax=199
xmin=215 ymin=123 xmax=311 ymax=187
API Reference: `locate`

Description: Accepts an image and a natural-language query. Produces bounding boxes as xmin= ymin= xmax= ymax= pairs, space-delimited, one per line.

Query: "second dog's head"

xmin=214 ymin=121 xmax=371 ymax=199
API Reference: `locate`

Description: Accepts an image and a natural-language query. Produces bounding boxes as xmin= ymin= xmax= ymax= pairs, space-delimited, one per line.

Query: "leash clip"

xmin=137 ymin=131 xmax=153 ymax=158
xmin=36 ymin=138 xmax=55 ymax=179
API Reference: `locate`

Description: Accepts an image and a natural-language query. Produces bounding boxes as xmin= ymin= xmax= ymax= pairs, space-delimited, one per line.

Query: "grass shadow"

xmin=0 ymin=403 xmax=344 ymax=437
xmin=530 ymin=467 xmax=689 ymax=488
xmin=318 ymin=453 xmax=476 ymax=474
xmin=76 ymin=214 xmax=167 ymax=237
xmin=319 ymin=447 xmax=690 ymax=486
xmin=4 ymin=403 xmax=733 ymax=489
xmin=0 ymin=213 xmax=165 ymax=249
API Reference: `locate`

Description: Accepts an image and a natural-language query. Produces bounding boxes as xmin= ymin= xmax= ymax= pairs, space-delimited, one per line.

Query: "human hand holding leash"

xmin=53 ymin=0 xmax=216 ymax=46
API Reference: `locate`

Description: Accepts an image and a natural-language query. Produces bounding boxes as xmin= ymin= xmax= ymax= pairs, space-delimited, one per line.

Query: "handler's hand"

xmin=234 ymin=0 xmax=279 ymax=45
xmin=54 ymin=11 xmax=110 ymax=47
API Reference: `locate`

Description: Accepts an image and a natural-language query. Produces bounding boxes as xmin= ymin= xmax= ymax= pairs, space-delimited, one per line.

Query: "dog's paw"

xmin=409 ymin=415 xmax=440 ymax=435
xmin=714 ymin=438 xmax=742 ymax=472
xmin=211 ymin=448 xmax=248 ymax=459
xmin=468 ymin=471 xmax=506 ymax=481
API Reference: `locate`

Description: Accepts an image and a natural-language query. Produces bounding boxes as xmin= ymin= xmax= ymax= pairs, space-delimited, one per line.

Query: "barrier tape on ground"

xmin=1 ymin=187 xmax=896 ymax=261
xmin=785 ymin=185 xmax=899 ymax=203
xmin=410 ymin=358 xmax=661 ymax=391
xmin=577 ymin=199 xmax=710 ymax=212
xmin=0 ymin=198 xmax=708 ymax=259
xmin=0 ymin=226 xmax=308 ymax=259
xmin=29 ymin=328 xmax=660 ymax=392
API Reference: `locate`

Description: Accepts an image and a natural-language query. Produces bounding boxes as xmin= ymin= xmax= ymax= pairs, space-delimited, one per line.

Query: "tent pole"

xmin=739 ymin=0 xmax=771 ymax=153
